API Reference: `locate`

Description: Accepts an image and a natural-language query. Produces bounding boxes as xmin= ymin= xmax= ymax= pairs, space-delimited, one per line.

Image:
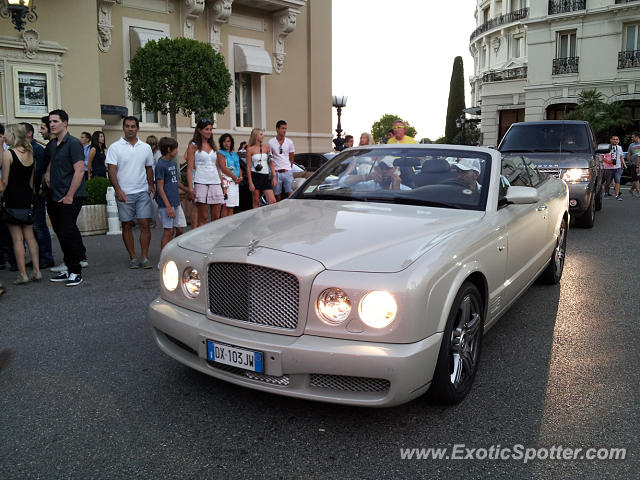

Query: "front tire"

xmin=540 ymin=218 xmax=567 ymax=284
xmin=595 ymin=184 xmax=603 ymax=211
xmin=575 ymin=195 xmax=595 ymax=228
xmin=431 ymin=282 xmax=484 ymax=404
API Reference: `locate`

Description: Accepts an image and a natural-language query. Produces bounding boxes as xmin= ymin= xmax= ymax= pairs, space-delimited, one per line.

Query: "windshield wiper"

xmin=386 ymin=196 xmax=461 ymax=209
xmin=306 ymin=193 xmax=367 ymax=202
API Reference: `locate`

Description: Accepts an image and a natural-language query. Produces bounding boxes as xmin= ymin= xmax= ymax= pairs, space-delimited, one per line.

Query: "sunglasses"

xmin=279 ymin=147 xmax=283 ymax=154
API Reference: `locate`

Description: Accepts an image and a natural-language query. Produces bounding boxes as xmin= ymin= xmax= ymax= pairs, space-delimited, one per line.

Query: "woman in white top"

xmin=186 ymin=119 xmax=223 ymax=227
xmin=245 ymin=128 xmax=276 ymax=208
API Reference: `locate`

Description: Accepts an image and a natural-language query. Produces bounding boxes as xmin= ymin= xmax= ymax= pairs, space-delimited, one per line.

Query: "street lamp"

xmin=456 ymin=114 xmax=466 ymax=145
xmin=0 ymin=0 xmax=37 ymax=32
xmin=332 ymin=95 xmax=348 ymax=151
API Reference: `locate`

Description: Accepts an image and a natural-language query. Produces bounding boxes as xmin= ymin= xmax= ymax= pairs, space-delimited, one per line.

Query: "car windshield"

xmin=292 ymin=147 xmax=491 ymax=211
xmin=499 ymin=124 xmax=590 ymax=153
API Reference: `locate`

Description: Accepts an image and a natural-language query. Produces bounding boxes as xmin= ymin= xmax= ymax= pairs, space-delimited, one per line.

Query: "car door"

xmin=499 ymin=155 xmax=549 ymax=300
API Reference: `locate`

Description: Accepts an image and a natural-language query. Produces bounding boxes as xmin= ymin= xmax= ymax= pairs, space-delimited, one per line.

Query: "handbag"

xmin=1 ymin=206 xmax=34 ymax=223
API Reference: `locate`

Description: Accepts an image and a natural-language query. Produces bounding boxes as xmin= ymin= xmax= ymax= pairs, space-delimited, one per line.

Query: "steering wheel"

xmin=441 ymin=178 xmax=473 ymax=188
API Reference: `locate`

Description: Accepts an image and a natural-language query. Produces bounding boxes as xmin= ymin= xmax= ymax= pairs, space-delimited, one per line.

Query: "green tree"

xmin=371 ymin=114 xmax=417 ymax=143
xmin=564 ymin=89 xmax=633 ymax=142
xmin=125 ymin=37 xmax=232 ymax=139
xmin=445 ymin=56 xmax=466 ymax=143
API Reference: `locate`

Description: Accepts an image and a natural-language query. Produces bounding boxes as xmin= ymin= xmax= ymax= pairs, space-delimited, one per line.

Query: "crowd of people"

xmin=0 ymin=113 xmax=301 ymax=296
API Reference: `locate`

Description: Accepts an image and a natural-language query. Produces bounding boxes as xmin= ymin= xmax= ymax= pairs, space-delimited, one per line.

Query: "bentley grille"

xmin=310 ymin=374 xmax=391 ymax=393
xmin=208 ymin=263 xmax=299 ymax=330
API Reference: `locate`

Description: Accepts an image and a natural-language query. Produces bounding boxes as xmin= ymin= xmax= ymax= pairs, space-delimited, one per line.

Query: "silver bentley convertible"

xmin=149 ymin=145 xmax=569 ymax=407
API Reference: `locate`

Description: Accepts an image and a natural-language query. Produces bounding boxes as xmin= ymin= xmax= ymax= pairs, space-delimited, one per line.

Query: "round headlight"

xmin=182 ymin=267 xmax=201 ymax=298
xmin=162 ymin=261 xmax=179 ymax=291
xmin=317 ymin=288 xmax=352 ymax=325
xmin=359 ymin=291 xmax=397 ymax=329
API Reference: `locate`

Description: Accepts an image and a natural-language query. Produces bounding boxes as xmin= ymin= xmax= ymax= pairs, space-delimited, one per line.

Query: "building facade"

xmin=0 ymin=0 xmax=332 ymax=153
xmin=470 ymin=0 xmax=640 ymax=146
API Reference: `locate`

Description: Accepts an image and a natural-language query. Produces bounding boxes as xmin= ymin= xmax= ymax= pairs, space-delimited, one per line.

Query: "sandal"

xmin=29 ymin=271 xmax=42 ymax=282
xmin=13 ymin=274 xmax=29 ymax=285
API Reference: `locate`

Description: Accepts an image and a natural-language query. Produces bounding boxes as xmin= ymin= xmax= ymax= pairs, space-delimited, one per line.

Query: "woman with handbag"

xmin=217 ymin=133 xmax=242 ymax=218
xmin=246 ymin=128 xmax=276 ymax=209
xmin=1 ymin=124 xmax=40 ymax=284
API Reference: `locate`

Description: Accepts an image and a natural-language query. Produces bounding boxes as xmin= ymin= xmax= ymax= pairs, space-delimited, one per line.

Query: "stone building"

xmin=0 ymin=0 xmax=332 ymax=153
xmin=470 ymin=0 xmax=640 ymax=146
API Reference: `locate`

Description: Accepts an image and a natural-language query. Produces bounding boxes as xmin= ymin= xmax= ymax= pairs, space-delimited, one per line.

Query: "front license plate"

xmin=207 ymin=340 xmax=264 ymax=373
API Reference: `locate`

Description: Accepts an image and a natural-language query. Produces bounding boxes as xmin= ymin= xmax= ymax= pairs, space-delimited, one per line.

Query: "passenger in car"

xmin=452 ymin=158 xmax=482 ymax=192
xmin=341 ymin=157 xmax=410 ymax=191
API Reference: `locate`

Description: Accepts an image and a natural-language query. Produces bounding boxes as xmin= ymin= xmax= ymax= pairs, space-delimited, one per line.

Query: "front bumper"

xmin=149 ymin=298 xmax=442 ymax=407
xmin=567 ymin=182 xmax=592 ymax=214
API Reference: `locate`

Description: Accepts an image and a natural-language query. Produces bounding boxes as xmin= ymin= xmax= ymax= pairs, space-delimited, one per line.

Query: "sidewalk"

xmin=0 ymin=225 xmax=170 ymax=300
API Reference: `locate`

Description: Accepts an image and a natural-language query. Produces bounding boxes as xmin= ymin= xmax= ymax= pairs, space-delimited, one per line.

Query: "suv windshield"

xmin=500 ymin=124 xmax=590 ymax=153
xmin=292 ymin=147 xmax=491 ymax=211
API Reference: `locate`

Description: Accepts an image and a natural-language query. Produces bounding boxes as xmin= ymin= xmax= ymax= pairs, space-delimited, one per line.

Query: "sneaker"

xmin=616 ymin=194 xmax=623 ymax=201
xmin=80 ymin=259 xmax=89 ymax=268
xmin=65 ymin=273 xmax=83 ymax=287
xmin=140 ymin=258 xmax=153 ymax=269
xmin=50 ymin=272 xmax=69 ymax=282
xmin=50 ymin=263 xmax=67 ymax=273
xmin=129 ymin=258 xmax=140 ymax=269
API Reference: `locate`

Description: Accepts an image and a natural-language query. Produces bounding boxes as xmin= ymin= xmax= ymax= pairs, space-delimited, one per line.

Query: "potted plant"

xmin=77 ymin=177 xmax=111 ymax=235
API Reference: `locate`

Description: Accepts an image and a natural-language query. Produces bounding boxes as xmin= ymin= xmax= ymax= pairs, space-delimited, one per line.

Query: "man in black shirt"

xmin=44 ymin=109 xmax=86 ymax=287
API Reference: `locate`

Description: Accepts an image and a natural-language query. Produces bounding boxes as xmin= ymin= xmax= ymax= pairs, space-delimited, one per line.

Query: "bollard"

xmin=106 ymin=186 xmax=122 ymax=235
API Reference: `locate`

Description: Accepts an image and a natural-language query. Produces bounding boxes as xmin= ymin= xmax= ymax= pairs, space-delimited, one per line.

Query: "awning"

xmin=130 ymin=27 xmax=167 ymax=57
xmin=234 ymin=44 xmax=272 ymax=75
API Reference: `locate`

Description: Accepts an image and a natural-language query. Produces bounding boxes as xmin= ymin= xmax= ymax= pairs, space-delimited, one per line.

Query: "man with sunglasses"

xmin=268 ymin=120 xmax=295 ymax=201
xmin=387 ymin=120 xmax=417 ymax=144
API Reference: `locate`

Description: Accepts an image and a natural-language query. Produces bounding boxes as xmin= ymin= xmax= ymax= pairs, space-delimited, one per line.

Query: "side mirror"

xmin=504 ymin=186 xmax=539 ymax=204
xmin=596 ymin=143 xmax=610 ymax=154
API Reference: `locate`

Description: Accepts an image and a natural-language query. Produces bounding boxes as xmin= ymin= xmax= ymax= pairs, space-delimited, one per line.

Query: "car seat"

xmin=414 ymin=158 xmax=454 ymax=187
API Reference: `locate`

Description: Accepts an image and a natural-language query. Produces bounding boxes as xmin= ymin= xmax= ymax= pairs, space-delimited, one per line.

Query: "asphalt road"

xmin=1 ymin=191 xmax=638 ymax=479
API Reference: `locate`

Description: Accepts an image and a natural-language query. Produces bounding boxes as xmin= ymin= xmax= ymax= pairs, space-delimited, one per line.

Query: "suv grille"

xmin=538 ymin=168 xmax=561 ymax=178
xmin=208 ymin=263 xmax=299 ymax=330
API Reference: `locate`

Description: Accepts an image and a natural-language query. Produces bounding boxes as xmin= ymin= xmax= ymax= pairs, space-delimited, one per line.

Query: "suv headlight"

xmin=562 ymin=168 xmax=590 ymax=183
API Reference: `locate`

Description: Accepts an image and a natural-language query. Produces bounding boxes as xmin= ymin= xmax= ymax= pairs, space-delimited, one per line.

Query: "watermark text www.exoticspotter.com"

xmin=399 ymin=445 xmax=626 ymax=463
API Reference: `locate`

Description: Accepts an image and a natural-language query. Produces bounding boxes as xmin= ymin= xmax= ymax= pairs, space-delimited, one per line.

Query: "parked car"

xmin=498 ymin=120 xmax=607 ymax=228
xmin=293 ymin=152 xmax=335 ymax=172
xmin=149 ymin=144 xmax=569 ymax=407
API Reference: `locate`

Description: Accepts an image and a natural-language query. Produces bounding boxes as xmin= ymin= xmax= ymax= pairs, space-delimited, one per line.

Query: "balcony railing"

xmin=552 ymin=57 xmax=579 ymax=74
xmin=548 ymin=0 xmax=586 ymax=15
xmin=482 ymin=66 xmax=528 ymax=83
xmin=618 ymin=50 xmax=640 ymax=69
xmin=470 ymin=8 xmax=529 ymax=41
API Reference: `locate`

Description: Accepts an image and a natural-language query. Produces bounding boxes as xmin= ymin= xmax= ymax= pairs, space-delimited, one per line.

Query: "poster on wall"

xmin=16 ymin=71 xmax=49 ymax=115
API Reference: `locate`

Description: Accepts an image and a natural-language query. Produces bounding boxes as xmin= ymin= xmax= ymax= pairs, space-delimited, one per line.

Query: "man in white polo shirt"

xmin=268 ymin=119 xmax=295 ymax=201
xmin=106 ymin=116 xmax=155 ymax=269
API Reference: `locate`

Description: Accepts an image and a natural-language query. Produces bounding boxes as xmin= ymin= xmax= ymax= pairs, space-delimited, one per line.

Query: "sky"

xmin=332 ymin=0 xmax=477 ymax=142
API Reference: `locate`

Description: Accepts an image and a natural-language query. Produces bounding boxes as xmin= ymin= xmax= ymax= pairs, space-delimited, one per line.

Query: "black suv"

xmin=499 ymin=120 xmax=608 ymax=228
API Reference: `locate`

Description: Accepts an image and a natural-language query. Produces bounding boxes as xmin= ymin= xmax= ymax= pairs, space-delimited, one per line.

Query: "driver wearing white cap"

xmin=452 ymin=158 xmax=482 ymax=192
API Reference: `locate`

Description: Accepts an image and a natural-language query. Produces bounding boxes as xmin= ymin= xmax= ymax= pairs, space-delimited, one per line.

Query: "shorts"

xmin=159 ymin=205 xmax=187 ymax=229
xmin=116 ymin=190 xmax=153 ymax=222
xmin=194 ymin=183 xmax=224 ymax=204
xmin=225 ymin=182 xmax=240 ymax=208
xmin=251 ymin=172 xmax=272 ymax=191
xmin=603 ymin=168 xmax=622 ymax=184
xmin=274 ymin=169 xmax=294 ymax=195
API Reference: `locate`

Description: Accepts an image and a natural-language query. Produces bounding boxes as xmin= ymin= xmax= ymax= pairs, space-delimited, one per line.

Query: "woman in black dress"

xmin=87 ymin=130 xmax=107 ymax=178
xmin=1 ymin=124 xmax=40 ymax=284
